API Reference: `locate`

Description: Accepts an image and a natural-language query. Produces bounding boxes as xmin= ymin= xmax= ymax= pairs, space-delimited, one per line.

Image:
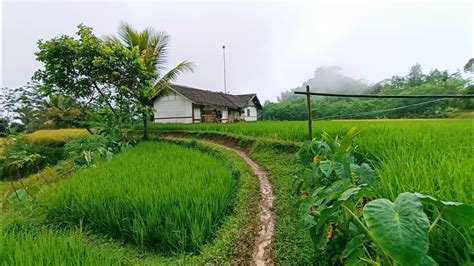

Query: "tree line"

xmin=260 ymin=62 xmax=474 ymax=120
xmin=1 ymin=23 xmax=193 ymax=138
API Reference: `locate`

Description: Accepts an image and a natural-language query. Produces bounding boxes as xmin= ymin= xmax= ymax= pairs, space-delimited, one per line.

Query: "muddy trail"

xmin=164 ymin=135 xmax=275 ymax=265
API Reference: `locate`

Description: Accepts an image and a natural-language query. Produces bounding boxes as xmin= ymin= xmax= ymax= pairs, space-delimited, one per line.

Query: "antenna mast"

xmin=222 ymin=45 xmax=227 ymax=93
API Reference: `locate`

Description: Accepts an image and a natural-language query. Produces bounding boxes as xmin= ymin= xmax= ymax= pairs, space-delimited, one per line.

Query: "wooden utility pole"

xmin=306 ymin=85 xmax=312 ymax=141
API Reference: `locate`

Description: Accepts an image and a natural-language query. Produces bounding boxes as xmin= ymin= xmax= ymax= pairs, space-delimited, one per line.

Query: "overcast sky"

xmin=1 ymin=0 xmax=473 ymax=101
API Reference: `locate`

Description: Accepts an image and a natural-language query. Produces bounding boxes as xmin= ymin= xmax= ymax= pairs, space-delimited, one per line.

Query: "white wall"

xmin=193 ymin=106 xmax=201 ymax=123
xmin=243 ymin=101 xmax=258 ymax=121
xmin=153 ymin=90 xmax=193 ymax=123
xmin=244 ymin=106 xmax=258 ymax=121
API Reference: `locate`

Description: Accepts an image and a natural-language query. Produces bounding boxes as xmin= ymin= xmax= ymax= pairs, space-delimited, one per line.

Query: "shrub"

xmin=1 ymin=138 xmax=64 ymax=179
xmin=297 ymin=129 xmax=474 ymax=265
xmin=64 ymin=134 xmax=133 ymax=166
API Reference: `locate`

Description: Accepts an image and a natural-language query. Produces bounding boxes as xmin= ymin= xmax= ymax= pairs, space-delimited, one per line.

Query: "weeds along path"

xmin=164 ymin=136 xmax=275 ymax=265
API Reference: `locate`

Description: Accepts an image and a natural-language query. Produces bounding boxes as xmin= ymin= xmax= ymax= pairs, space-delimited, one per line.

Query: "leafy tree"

xmin=277 ymin=66 xmax=369 ymax=102
xmin=108 ymin=22 xmax=194 ymax=139
xmin=0 ymin=117 xmax=8 ymax=136
xmin=406 ymin=63 xmax=425 ymax=87
xmin=33 ymin=24 xmax=156 ymax=136
xmin=261 ymin=63 xmax=471 ymax=120
xmin=41 ymin=94 xmax=83 ymax=129
xmin=464 ymin=58 xmax=474 ymax=73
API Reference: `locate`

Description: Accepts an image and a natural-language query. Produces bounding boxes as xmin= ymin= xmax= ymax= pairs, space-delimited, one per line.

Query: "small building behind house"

xmin=152 ymin=84 xmax=262 ymax=123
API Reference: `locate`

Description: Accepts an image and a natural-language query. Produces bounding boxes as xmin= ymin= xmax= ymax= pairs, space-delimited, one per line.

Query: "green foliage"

xmin=108 ymin=22 xmax=194 ymax=139
xmin=298 ymin=129 xmax=474 ymax=265
xmin=39 ymin=142 xmax=236 ymax=253
xmin=1 ymin=138 xmax=64 ymax=179
xmin=33 ymin=24 xmax=156 ymax=134
xmin=143 ymin=119 xmax=473 ymax=204
xmin=249 ymin=140 xmax=317 ymax=264
xmin=260 ymin=64 xmax=471 ymax=120
xmin=64 ymin=134 xmax=133 ymax=166
xmin=363 ymin=193 xmax=430 ymax=265
xmin=0 ymin=118 xmax=8 ymax=137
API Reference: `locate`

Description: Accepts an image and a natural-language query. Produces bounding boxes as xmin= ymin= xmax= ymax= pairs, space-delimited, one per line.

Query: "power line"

xmin=294 ymin=91 xmax=474 ymax=99
xmin=314 ymin=98 xmax=449 ymax=120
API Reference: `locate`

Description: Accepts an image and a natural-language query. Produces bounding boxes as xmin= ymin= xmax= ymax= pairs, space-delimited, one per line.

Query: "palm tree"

xmin=108 ymin=22 xmax=194 ymax=139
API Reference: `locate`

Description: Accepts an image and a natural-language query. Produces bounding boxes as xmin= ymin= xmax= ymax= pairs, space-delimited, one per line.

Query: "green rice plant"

xmin=144 ymin=119 xmax=473 ymax=203
xmin=39 ymin=142 xmax=236 ymax=253
xmin=27 ymin=129 xmax=90 ymax=146
xmin=143 ymin=119 xmax=473 ymax=263
xmin=0 ymin=227 xmax=125 ymax=265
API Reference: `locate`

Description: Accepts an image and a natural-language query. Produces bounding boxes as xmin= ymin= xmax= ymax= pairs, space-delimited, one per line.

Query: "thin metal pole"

xmin=306 ymin=85 xmax=313 ymax=141
xmin=222 ymin=45 xmax=227 ymax=93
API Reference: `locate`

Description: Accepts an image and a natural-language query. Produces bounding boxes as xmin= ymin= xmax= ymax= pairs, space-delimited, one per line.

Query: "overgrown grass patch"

xmin=0 ymin=227 xmax=127 ymax=265
xmin=27 ymin=129 xmax=90 ymax=146
xmin=39 ymin=141 xmax=236 ymax=253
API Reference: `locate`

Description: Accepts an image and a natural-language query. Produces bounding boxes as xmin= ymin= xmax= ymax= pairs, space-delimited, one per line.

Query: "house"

xmin=152 ymin=84 xmax=262 ymax=123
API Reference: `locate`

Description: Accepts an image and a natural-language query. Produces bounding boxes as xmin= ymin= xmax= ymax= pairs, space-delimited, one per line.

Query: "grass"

xmin=26 ymin=129 xmax=90 ymax=146
xmin=142 ymin=119 xmax=474 ymax=264
xmin=0 ymin=227 xmax=126 ymax=265
xmin=39 ymin=141 xmax=236 ymax=253
xmin=249 ymin=141 xmax=316 ymax=264
xmin=1 ymin=138 xmax=260 ymax=264
xmin=144 ymin=119 xmax=474 ymax=204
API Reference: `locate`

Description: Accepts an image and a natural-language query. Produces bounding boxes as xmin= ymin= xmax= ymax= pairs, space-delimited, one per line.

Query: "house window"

xmin=247 ymin=109 xmax=250 ymax=117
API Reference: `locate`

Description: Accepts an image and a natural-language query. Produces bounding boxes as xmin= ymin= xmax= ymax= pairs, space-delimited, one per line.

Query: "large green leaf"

xmin=333 ymin=152 xmax=354 ymax=179
xmin=319 ymin=160 xmax=334 ymax=178
xmin=8 ymin=188 xmax=29 ymax=203
xmin=363 ymin=192 xmax=430 ymax=265
xmin=351 ymin=163 xmax=375 ymax=186
xmin=342 ymin=234 xmax=365 ymax=258
xmin=414 ymin=192 xmax=474 ymax=226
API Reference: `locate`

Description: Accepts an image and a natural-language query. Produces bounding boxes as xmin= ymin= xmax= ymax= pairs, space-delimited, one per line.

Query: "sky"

xmin=1 ymin=0 xmax=473 ymax=102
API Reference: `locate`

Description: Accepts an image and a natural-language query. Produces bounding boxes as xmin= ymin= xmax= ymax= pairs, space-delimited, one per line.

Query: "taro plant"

xmin=297 ymin=128 xmax=474 ymax=265
xmin=0 ymin=151 xmax=43 ymax=204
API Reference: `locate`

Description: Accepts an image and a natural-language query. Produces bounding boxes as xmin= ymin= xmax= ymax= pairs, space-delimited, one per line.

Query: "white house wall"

xmin=153 ymin=90 xmax=193 ymax=123
xmin=193 ymin=106 xmax=201 ymax=123
xmin=244 ymin=101 xmax=258 ymax=121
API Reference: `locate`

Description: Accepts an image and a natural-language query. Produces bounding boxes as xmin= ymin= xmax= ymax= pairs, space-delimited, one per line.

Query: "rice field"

xmin=146 ymin=119 xmax=474 ymax=204
xmin=39 ymin=141 xmax=236 ymax=253
xmin=0 ymin=228 xmax=126 ymax=265
xmin=144 ymin=119 xmax=473 ymax=264
xmin=26 ymin=129 xmax=90 ymax=146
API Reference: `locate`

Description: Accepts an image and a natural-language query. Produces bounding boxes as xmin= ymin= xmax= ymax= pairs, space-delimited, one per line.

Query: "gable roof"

xmin=157 ymin=84 xmax=262 ymax=109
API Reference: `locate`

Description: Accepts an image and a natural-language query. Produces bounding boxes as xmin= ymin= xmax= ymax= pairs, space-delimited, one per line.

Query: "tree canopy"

xmin=260 ymin=63 xmax=473 ymax=120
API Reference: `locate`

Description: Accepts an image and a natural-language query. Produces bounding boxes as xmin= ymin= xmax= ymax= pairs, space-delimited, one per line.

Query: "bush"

xmin=64 ymin=134 xmax=133 ymax=166
xmin=1 ymin=138 xmax=65 ymax=179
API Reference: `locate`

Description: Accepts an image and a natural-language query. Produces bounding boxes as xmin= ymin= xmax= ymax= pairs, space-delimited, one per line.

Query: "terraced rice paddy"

xmin=39 ymin=141 xmax=236 ymax=253
xmin=146 ymin=119 xmax=474 ymax=204
xmin=145 ymin=119 xmax=474 ymax=264
xmin=0 ymin=228 xmax=126 ymax=265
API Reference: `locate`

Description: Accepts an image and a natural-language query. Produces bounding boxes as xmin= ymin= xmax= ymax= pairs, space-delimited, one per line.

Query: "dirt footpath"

xmin=165 ymin=135 xmax=275 ymax=265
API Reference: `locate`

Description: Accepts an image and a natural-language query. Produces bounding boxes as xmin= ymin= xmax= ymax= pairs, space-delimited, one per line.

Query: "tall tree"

xmin=464 ymin=58 xmax=474 ymax=74
xmin=406 ymin=63 xmax=425 ymax=87
xmin=34 ymin=24 xmax=156 ymax=135
xmin=108 ymin=22 xmax=194 ymax=139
